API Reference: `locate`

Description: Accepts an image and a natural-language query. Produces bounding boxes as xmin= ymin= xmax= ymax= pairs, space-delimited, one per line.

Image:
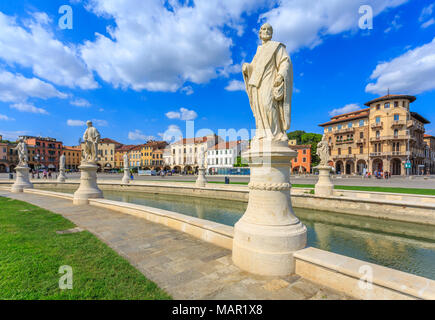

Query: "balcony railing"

xmin=336 ymin=139 xmax=354 ymax=145
xmin=391 ymin=120 xmax=406 ymax=127
xmin=334 ymin=127 xmax=355 ymax=135
xmin=371 ymin=122 xmax=383 ymax=129
xmin=332 ymin=154 xmax=355 ymax=160
xmin=370 ymin=151 xmax=411 ymax=157
xmin=370 ymin=135 xmax=415 ymax=142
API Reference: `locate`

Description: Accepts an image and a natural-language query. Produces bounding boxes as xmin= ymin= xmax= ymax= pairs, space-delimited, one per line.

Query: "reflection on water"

xmin=40 ymin=187 xmax=435 ymax=280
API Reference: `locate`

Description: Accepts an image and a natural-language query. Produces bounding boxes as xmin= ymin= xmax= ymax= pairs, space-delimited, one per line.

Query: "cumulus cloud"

xmin=0 ymin=11 xmax=97 ymax=89
xmin=0 ymin=114 xmax=14 ymax=121
xmin=11 ymin=103 xmax=49 ymax=114
xmin=67 ymin=119 xmax=86 ymax=126
xmin=70 ymin=98 xmax=91 ymax=107
xmin=67 ymin=119 xmax=108 ymax=127
xmin=165 ymin=108 xmax=198 ymax=121
xmin=0 ymin=70 xmax=67 ymax=103
xmin=159 ymin=124 xmax=183 ymax=142
xmin=0 ymin=130 xmax=28 ymax=140
xmin=80 ymin=0 xmax=268 ymax=92
xmin=260 ymin=0 xmax=408 ymax=52
xmin=329 ymin=104 xmax=361 ymax=117
xmin=180 ymin=86 xmax=194 ymax=95
xmin=366 ymin=37 xmax=435 ymax=95
xmin=225 ymin=80 xmax=245 ymax=91
xmin=128 ymin=129 xmax=155 ymax=141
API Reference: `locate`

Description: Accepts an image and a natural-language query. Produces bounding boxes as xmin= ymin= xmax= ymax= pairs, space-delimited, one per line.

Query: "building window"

xmin=394 ymin=129 xmax=399 ymax=138
xmin=302 ymin=158 xmax=306 ymax=163
xmin=348 ymin=123 xmax=352 ymax=128
xmin=394 ymin=114 xmax=399 ymax=121
xmin=376 ymin=131 xmax=380 ymax=139
xmin=394 ymin=101 xmax=398 ymax=108
xmin=303 ymin=150 xmax=306 ymax=154
xmin=360 ymin=132 xmax=364 ymax=139
xmin=376 ymin=116 xmax=381 ymax=123
xmin=384 ymin=103 xmax=390 ymax=109
xmin=376 ymin=104 xmax=380 ymax=110
xmin=360 ymin=146 xmax=363 ymax=154
xmin=359 ymin=120 xmax=364 ymax=127
xmin=348 ymin=147 xmax=352 ymax=155
xmin=338 ymin=148 xmax=341 ymax=155
xmin=328 ymin=127 xmax=332 ymax=132
xmin=337 ymin=124 xmax=342 ymax=130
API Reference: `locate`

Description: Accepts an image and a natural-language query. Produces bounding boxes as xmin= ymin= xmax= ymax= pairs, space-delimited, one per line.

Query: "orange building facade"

xmin=291 ymin=145 xmax=312 ymax=174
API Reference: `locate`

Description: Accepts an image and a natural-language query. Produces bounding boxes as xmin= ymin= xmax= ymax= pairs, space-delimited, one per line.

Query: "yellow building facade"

xmin=320 ymin=94 xmax=431 ymax=175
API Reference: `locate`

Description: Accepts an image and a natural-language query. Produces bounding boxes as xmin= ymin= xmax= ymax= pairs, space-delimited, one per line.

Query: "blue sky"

xmin=0 ymin=0 xmax=434 ymax=146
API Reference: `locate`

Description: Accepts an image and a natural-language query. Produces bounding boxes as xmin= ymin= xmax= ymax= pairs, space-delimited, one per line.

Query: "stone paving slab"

xmin=0 ymin=191 xmax=350 ymax=300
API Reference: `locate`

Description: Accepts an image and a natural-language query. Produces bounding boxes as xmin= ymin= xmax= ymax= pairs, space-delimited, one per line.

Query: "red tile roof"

xmin=364 ymin=94 xmax=416 ymax=106
xmin=209 ymin=140 xmax=244 ymax=150
xmin=319 ymin=110 xmax=369 ymax=127
xmin=174 ymin=135 xmax=217 ymax=145
xmin=100 ymin=138 xmax=122 ymax=145
xmin=330 ymin=108 xmax=370 ymax=120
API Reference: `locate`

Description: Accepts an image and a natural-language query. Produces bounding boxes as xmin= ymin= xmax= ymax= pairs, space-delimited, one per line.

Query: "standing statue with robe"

xmin=243 ymin=23 xmax=293 ymax=143
xmin=13 ymin=138 xmax=29 ymax=167
xmin=317 ymin=134 xmax=330 ymax=167
xmin=82 ymin=121 xmax=100 ymax=164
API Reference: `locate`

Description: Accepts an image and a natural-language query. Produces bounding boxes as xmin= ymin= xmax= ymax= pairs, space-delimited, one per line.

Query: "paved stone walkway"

xmin=1 ymin=191 xmax=349 ymax=300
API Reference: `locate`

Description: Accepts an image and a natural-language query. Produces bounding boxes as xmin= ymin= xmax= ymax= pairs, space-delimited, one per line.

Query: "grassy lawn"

xmin=0 ymin=197 xmax=171 ymax=300
xmin=290 ymin=184 xmax=435 ymax=196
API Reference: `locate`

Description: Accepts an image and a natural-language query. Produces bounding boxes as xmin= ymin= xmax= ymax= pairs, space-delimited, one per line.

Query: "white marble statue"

xmin=60 ymin=154 xmax=66 ymax=169
xmin=82 ymin=121 xmax=101 ymax=163
xmin=123 ymin=153 xmax=129 ymax=169
xmin=316 ymin=134 xmax=330 ymax=167
xmin=242 ymin=23 xmax=293 ymax=142
xmin=13 ymin=138 xmax=29 ymax=167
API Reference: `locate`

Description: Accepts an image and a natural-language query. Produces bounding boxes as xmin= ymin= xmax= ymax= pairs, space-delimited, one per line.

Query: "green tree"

xmin=234 ymin=156 xmax=249 ymax=167
xmin=300 ymin=132 xmax=323 ymax=167
xmin=287 ymin=130 xmax=306 ymax=144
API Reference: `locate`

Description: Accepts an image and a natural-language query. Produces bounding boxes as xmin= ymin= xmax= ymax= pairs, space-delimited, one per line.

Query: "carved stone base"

xmin=232 ymin=140 xmax=307 ymax=276
xmin=11 ymin=166 xmax=33 ymax=193
xmin=122 ymin=168 xmax=130 ymax=184
xmin=57 ymin=169 xmax=66 ymax=183
xmin=195 ymin=167 xmax=207 ymax=188
xmin=73 ymin=163 xmax=103 ymax=205
xmin=315 ymin=166 xmax=334 ymax=197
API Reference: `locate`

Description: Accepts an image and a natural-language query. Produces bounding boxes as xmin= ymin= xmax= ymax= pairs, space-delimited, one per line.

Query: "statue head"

xmin=86 ymin=120 xmax=93 ymax=127
xmin=259 ymin=23 xmax=273 ymax=42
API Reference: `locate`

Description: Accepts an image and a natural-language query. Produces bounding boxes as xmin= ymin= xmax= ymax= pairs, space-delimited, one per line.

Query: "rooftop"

xmin=100 ymin=138 xmax=122 ymax=145
xmin=364 ymin=94 xmax=416 ymax=107
xmin=174 ymin=135 xmax=218 ymax=145
xmin=319 ymin=109 xmax=370 ymax=127
xmin=209 ymin=140 xmax=245 ymax=150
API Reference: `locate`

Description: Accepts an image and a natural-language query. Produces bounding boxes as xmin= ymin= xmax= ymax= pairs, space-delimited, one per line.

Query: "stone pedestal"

xmin=195 ymin=167 xmax=207 ymax=188
xmin=11 ymin=166 xmax=33 ymax=193
xmin=73 ymin=163 xmax=103 ymax=205
xmin=315 ymin=166 xmax=334 ymax=197
xmin=57 ymin=169 xmax=66 ymax=183
xmin=232 ymin=140 xmax=307 ymax=276
xmin=122 ymin=168 xmax=130 ymax=184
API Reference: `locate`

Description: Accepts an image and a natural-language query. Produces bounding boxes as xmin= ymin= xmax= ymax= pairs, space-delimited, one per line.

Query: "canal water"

xmin=42 ymin=188 xmax=435 ymax=280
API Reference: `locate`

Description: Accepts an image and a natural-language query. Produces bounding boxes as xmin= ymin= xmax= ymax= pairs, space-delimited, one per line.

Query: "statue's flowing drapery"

xmin=243 ymin=41 xmax=293 ymax=142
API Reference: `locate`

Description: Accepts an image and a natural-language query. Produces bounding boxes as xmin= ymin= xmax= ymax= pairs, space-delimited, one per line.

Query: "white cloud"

xmin=11 ymin=102 xmax=48 ymax=114
xmin=81 ymin=0 xmax=269 ymax=92
xmin=70 ymin=98 xmax=91 ymax=107
xmin=67 ymin=119 xmax=108 ymax=127
xmin=0 ymin=11 xmax=97 ymax=89
xmin=225 ymin=80 xmax=245 ymax=91
xmin=165 ymin=108 xmax=198 ymax=121
xmin=260 ymin=0 xmax=408 ymax=52
xmin=0 ymin=130 xmax=28 ymax=140
xmin=0 ymin=114 xmax=14 ymax=121
xmin=329 ymin=104 xmax=361 ymax=117
xmin=384 ymin=14 xmax=402 ymax=33
xmin=159 ymin=124 xmax=183 ymax=142
xmin=366 ymin=37 xmax=435 ymax=95
xmin=419 ymin=3 xmax=434 ymax=28
xmin=67 ymin=119 xmax=86 ymax=126
xmin=92 ymin=119 xmax=108 ymax=127
xmin=422 ymin=18 xmax=435 ymax=29
xmin=180 ymin=86 xmax=194 ymax=96
xmin=0 ymin=70 xmax=67 ymax=103
xmin=128 ymin=129 xmax=154 ymax=141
